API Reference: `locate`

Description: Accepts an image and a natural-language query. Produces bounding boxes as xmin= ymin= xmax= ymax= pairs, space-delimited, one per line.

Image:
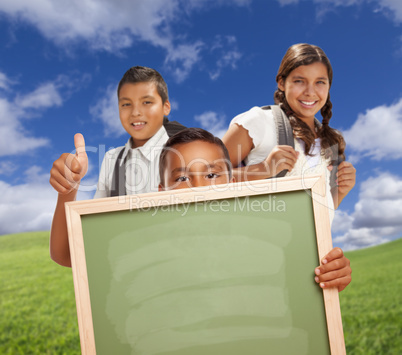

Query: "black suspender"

xmin=110 ymin=148 xmax=126 ymax=197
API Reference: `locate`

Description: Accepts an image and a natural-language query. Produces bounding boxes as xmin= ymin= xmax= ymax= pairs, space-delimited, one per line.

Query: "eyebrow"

xmin=171 ymin=167 xmax=187 ymax=174
xmin=118 ymin=95 xmax=156 ymax=102
xmin=170 ymin=163 xmax=225 ymax=175
xmin=291 ymin=75 xmax=328 ymax=81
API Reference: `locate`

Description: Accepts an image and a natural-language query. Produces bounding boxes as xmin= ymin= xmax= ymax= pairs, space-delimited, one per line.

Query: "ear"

xmin=230 ymin=177 xmax=236 ymax=183
xmin=277 ymin=78 xmax=285 ymax=92
xmin=158 ymin=184 xmax=165 ymax=191
xmin=163 ymin=100 xmax=171 ymax=117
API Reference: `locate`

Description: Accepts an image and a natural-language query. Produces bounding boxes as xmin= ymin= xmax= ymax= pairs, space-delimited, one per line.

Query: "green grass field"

xmin=1 ymin=231 xmax=401 ymax=354
xmin=339 ymin=238 xmax=402 ymax=354
xmin=0 ymin=232 xmax=80 ymax=355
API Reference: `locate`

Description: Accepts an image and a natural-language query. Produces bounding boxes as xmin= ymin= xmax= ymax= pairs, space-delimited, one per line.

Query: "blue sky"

xmin=0 ymin=0 xmax=401 ymax=250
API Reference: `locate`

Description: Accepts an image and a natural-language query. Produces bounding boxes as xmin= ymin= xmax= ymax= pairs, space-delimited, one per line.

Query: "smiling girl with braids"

xmin=222 ymin=43 xmax=355 ymax=292
xmin=223 ymin=43 xmax=356 ymax=211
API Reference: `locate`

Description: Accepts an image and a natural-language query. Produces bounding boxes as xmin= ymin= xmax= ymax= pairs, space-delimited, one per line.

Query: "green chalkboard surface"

xmin=66 ymin=176 xmax=345 ymax=354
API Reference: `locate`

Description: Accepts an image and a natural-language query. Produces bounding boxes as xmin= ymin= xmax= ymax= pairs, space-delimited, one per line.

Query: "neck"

xmin=299 ymin=117 xmax=317 ymax=137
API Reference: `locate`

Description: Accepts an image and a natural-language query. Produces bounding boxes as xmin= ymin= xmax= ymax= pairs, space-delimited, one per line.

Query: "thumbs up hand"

xmin=50 ymin=133 xmax=89 ymax=195
xmin=73 ymin=133 xmax=88 ymax=179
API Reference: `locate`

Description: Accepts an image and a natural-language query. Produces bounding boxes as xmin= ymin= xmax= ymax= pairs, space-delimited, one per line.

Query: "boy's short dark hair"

xmin=159 ymin=127 xmax=232 ymax=186
xmin=117 ymin=66 xmax=169 ymax=104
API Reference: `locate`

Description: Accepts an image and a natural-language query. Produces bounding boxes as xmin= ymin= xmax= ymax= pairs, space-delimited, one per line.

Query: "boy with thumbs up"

xmin=49 ymin=66 xmax=185 ymax=267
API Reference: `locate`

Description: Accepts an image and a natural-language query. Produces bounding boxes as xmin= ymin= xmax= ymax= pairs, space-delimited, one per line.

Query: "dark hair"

xmin=159 ymin=128 xmax=232 ymax=186
xmin=274 ymin=43 xmax=345 ymax=162
xmin=117 ymin=66 xmax=169 ymax=104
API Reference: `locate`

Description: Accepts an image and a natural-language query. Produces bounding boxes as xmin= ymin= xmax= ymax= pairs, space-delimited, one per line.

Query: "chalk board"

xmin=66 ymin=175 xmax=345 ymax=354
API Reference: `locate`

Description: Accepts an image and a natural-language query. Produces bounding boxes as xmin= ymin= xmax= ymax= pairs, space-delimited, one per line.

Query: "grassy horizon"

xmin=1 ymin=231 xmax=401 ymax=354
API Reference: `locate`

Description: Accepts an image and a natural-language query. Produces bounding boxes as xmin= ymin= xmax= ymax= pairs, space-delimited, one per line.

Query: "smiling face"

xmin=278 ymin=62 xmax=329 ymax=125
xmin=118 ymin=82 xmax=171 ymax=148
xmin=160 ymin=140 xmax=234 ymax=190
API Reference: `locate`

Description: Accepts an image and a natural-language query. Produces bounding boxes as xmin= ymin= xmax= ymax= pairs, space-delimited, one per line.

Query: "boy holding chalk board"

xmin=49 ymin=66 xmax=185 ymax=267
xmin=158 ymin=127 xmax=352 ymax=292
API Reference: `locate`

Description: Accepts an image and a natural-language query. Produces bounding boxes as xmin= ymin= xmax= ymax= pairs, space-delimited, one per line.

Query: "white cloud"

xmin=0 ymin=96 xmax=49 ymax=156
xmin=185 ymin=0 xmax=252 ymax=8
xmin=0 ymin=0 xmax=246 ymax=82
xmin=343 ymin=98 xmax=402 ymax=161
xmin=194 ymin=111 xmax=228 ymax=138
xmin=170 ymin=100 xmax=179 ymax=111
xmin=277 ymin=0 xmax=362 ymax=6
xmin=0 ymin=160 xmax=18 ymax=176
xmin=0 ymin=166 xmax=94 ymax=235
xmin=359 ymin=173 xmax=402 ymax=200
xmin=165 ymin=41 xmax=204 ymax=83
xmin=276 ymin=0 xmax=402 ymax=23
xmin=0 ymin=71 xmax=16 ymax=91
xmin=333 ymin=172 xmax=402 ymax=250
xmin=332 ymin=209 xmax=354 ymax=234
xmin=277 ymin=0 xmax=299 ymax=5
xmin=333 ymin=227 xmax=390 ymax=251
xmin=353 ymin=173 xmax=402 ymax=228
xmin=0 ymin=72 xmax=90 ymax=157
xmin=17 ymin=82 xmax=63 ymax=109
xmin=89 ymin=84 xmax=125 ymax=137
xmin=376 ymin=0 xmax=402 ymax=23
xmin=208 ymin=36 xmax=242 ymax=81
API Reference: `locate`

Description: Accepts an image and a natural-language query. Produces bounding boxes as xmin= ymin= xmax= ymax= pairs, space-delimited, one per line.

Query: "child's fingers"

xmin=315 ymin=249 xmax=350 ymax=277
xmin=315 ymin=264 xmax=352 ymax=292
xmin=315 ymin=262 xmax=351 ymax=282
xmin=65 ymin=154 xmax=84 ymax=177
xmin=274 ymin=148 xmax=299 ymax=172
xmin=49 ymin=173 xmax=75 ymax=194
xmin=337 ymin=162 xmax=356 ymax=180
xmin=315 ymin=258 xmax=349 ymax=279
xmin=338 ymin=161 xmax=354 ymax=170
xmin=74 ymin=133 xmax=86 ymax=154
xmin=338 ymin=179 xmax=355 ymax=193
xmin=49 ymin=134 xmax=87 ymax=195
xmin=276 ymin=156 xmax=297 ymax=171
xmin=320 ymin=247 xmax=344 ymax=264
xmin=330 ymin=163 xmax=356 ymax=198
xmin=74 ymin=133 xmax=87 ymax=162
xmin=50 ymin=154 xmax=82 ymax=187
xmin=314 ymin=247 xmax=352 ymax=292
xmin=337 ymin=167 xmax=356 ymax=194
xmin=73 ymin=133 xmax=88 ymax=176
xmin=338 ymin=167 xmax=355 ymax=179
xmin=277 ymin=145 xmax=299 ymax=159
xmin=264 ymin=146 xmax=299 ymax=175
xmin=50 ymin=162 xmax=77 ymax=194
xmin=338 ymin=173 xmax=354 ymax=184
xmin=338 ymin=173 xmax=355 ymax=187
xmin=316 ymin=275 xmax=352 ymax=292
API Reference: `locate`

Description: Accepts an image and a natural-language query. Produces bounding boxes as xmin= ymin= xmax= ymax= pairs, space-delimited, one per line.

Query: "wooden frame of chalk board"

xmin=66 ymin=175 xmax=345 ymax=355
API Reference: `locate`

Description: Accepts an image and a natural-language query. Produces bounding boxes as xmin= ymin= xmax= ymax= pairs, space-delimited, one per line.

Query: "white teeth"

xmin=301 ymin=101 xmax=316 ymax=106
xmin=132 ymin=122 xmax=145 ymax=126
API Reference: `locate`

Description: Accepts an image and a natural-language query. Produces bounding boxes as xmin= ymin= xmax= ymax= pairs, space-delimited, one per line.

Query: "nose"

xmin=189 ymin=174 xmax=209 ymax=188
xmin=131 ymin=104 xmax=142 ymax=116
xmin=304 ymin=83 xmax=315 ymax=96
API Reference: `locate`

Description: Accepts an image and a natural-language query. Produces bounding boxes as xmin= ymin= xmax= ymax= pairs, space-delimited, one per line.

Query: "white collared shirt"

xmin=94 ymin=126 xmax=169 ymax=198
xmin=230 ymin=106 xmax=335 ymax=222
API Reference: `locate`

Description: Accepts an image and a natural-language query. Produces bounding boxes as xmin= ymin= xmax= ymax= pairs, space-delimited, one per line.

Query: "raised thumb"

xmin=74 ymin=133 xmax=86 ymax=159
